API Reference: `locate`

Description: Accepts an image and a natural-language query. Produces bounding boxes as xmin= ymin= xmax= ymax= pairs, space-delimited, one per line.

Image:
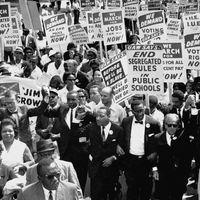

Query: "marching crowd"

xmin=0 ymin=0 xmax=200 ymax=200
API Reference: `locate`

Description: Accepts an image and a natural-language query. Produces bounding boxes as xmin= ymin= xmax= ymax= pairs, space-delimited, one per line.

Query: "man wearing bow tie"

xmin=121 ymin=100 xmax=161 ymax=200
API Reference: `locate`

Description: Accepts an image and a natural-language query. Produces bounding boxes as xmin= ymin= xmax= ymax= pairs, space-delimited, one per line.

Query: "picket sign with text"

xmin=4 ymin=16 xmax=22 ymax=47
xmin=166 ymin=3 xmax=179 ymax=19
xmin=43 ymin=13 xmax=69 ymax=47
xmin=182 ymin=13 xmax=200 ymax=34
xmin=93 ymin=10 xmax=103 ymax=41
xmin=138 ymin=10 xmax=166 ymax=44
xmin=68 ymin=24 xmax=89 ymax=45
xmin=126 ymin=44 xmax=164 ymax=95
xmin=106 ymin=0 xmax=121 ymax=9
xmin=124 ymin=1 xmax=138 ymax=20
xmin=101 ymin=9 xmax=126 ymax=45
xmin=86 ymin=11 xmax=96 ymax=42
xmin=166 ymin=18 xmax=181 ymax=40
xmin=183 ymin=32 xmax=200 ymax=70
xmin=0 ymin=2 xmax=12 ymax=36
xmin=100 ymin=51 xmax=132 ymax=103
xmin=155 ymin=42 xmax=187 ymax=83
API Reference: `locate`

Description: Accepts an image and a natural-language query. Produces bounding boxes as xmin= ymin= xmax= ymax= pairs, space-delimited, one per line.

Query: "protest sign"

xmin=101 ymin=9 xmax=126 ymax=45
xmin=126 ymin=44 xmax=164 ymax=94
xmin=101 ymin=51 xmax=131 ymax=103
xmin=138 ymin=10 xmax=166 ymax=44
xmin=166 ymin=3 xmax=179 ymax=19
xmin=93 ymin=10 xmax=103 ymax=41
xmin=148 ymin=0 xmax=161 ymax=10
xmin=80 ymin=0 xmax=96 ymax=8
xmin=0 ymin=76 xmax=42 ymax=108
xmin=124 ymin=1 xmax=138 ymax=20
xmin=0 ymin=37 xmax=4 ymax=61
xmin=183 ymin=32 xmax=200 ymax=69
xmin=11 ymin=7 xmax=22 ymax=31
xmin=107 ymin=0 xmax=121 ymax=9
xmin=0 ymin=2 xmax=11 ymax=35
xmin=4 ymin=16 xmax=22 ymax=47
xmin=166 ymin=18 xmax=181 ymax=39
xmin=43 ymin=13 xmax=69 ymax=47
xmin=182 ymin=13 xmax=200 ymax=34
xmin=68 ymin=24 xmax=89 ymax=45
xmin=155 ymin=42 xmax=186 ymax=83
xmin=86 ymin=11 xmax=95 ymax=42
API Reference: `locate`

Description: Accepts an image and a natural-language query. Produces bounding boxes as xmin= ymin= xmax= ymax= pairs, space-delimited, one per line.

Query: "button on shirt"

xmin=42 ymin=186 xmax=56 ymax=200
xmin=129 ymin=117 xmax=145 ymax=156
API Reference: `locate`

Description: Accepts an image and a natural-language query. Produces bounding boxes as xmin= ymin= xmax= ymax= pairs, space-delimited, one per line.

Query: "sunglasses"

xmin=166 ymin=124 xmax=178 ymax=128
xmin=49 ymin=96 xmax=57 ymax=99
xmin=45 ymin=172 xmax=61 ymax=180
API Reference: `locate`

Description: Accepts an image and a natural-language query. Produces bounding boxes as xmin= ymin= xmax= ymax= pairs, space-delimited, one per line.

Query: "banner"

xmin=124 ymin=1 xmax=138 ymax=20
xmin=101 ymin=9 xmax=126 ymax=45
xmin=4 ymin=16 xmax=22 ymax=47
xmin=166 ymin=18 xmax=181 ymax=39
xmin=101 ymin=51 xmax=131 ymax=103
xmin=68 ymin=24 xmax=89 ymax=45
xmin=0 ymin=76 xmax=42 ymax=108
xmin=126 ymin=44 xmax=164 ymax=95
xmin=93 ymin=10 xmax=103 ymax=41
xmin=0 ymin=2 xmax=11 ymax=35
xmin=80 ymin=0 xmax=96 ymax=9
xmin=107 ymin=0 xmax=121 ymax=9
xmin=183 ymin=32 xmax=200 ymax=69
xmin=155 ymin=42 xmax=186 ymax=83
xmin=138 ymin=10 xmax=166 ymax=44
xmin=86 ymin=11 xmax=95 ymax=42
xmin=43 ymin=13 xmax=69 ymax=47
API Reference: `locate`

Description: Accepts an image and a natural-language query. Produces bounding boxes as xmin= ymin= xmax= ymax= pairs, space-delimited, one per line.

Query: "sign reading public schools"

xmin=138 ymin=10 xmax=166 ymax=44
xmin=101 ymin=51 xmax=131 ymax=103
xmin=43 ymin=13 xmax=69 ymax=46
xmin=0 ymin=2 xmax=11 ymax=36
xmin=155 ymin=42 xmax=186 ymax=83
xmin=126 ymin=44 xmax=164 ymax=94
xmin=101 ymin=9 xmax=126 ymax=45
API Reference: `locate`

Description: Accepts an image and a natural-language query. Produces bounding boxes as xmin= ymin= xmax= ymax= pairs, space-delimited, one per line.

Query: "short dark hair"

xmin=131 ymin=100 xmax=144 ymax=110
xmin=37 ymin=157 xmax=55 ymax=177
xmin=63 ymin=72 xmax=75 ymax=83
xmin=77 ymin=89 xmax=89 ymax=100
xmin=172 ymin=90 xmax=184 ymax=101
xmin=73 ymin=52 xmax=83 ymax=63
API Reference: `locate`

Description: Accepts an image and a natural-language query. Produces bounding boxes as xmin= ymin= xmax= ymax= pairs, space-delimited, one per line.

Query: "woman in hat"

xmin=0 ymin=118 xmax=34 ymax=175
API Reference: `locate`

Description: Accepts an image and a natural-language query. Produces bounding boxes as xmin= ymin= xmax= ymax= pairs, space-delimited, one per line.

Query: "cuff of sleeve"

xmin=152 ymin=167 xmax=158 ymax=171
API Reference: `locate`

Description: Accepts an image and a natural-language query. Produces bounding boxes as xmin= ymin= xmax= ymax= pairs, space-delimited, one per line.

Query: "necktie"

xmin=170 ymin=135 xmax=174 ymax=146
xmin=177 ymin=108 xmax=183 ymax=128
xmin=102 ymin=127 xmax=106 ymax=142
xmin=70 ymin=108 xmax=73 ymax=127
xmin=135 ymin=121 xmax=143 ymax=124
xmin=49 ymin=191 xmax=53 ymax=200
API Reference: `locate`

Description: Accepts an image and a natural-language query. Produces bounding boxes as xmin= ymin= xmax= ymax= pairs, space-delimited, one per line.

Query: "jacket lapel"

xmin=127 ymin=116 xmax=134 ymax=150
xmin=35 ymin=182 xmax=46 ymax=200
xmin=56 ymin=183 xmax=65 ymax=200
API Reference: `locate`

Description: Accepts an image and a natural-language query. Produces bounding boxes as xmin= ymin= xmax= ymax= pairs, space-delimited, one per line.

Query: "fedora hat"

xmin=36 ymin=139 xmax=55 ymax=153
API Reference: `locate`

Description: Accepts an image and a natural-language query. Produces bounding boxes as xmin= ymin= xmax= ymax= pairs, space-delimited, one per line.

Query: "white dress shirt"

xmin=65 ymin=107 xmax=77 ymax=129
xmin=101 ymin=122 xmax=112 ymax=141
xmin=166 ymin=131 xmax=174 ymax=146
xmin=42 ymin=186 xmax=56 ymax=200
xmin=129 ymin=117 xmax=145 ymax=156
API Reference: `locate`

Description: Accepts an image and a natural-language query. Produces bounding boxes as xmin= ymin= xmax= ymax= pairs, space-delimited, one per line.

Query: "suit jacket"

xmin=121 ymin=115 xmax=161 ymax=167
xmin=17 ymin=181 xmax=79 ymax=200
xmin=87 ymin=122 xmax=123 ymax=178
xmin=21 ymin=35 xmax=36 ymax=51
xmin=43 ymin=104 xmax=71 ymax=160
xmin=0 ymin=100 xmax=48 ymax=143
xmin=155 ymin=129 xmax=192 ymax=180
xmin=26 ymin=159 xmax=83 ymax=199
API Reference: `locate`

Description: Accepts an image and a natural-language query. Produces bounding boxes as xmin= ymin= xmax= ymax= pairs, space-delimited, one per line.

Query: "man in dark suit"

xmin=87 ymin=106 xmax=123 ymax=200
xmin=0 ymin=87 xmax=49 ymax=152
xmin=18 ymin=157 xmax=79 ymax=200
xmin=121 ymin=100 xmax=161 ymax=200
xmin=155 ymin=113 xmax=193 ymax=200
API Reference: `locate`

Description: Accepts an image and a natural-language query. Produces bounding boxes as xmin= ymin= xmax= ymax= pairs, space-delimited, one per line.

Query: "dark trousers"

xmin=4 ymin=50 xmax=14 ymax=64
xmin=74 ymin=9 xmax=80 ymax=24
xmin=124 ymin=154 xmax=152 ymax=200
xmin=91 ymin=172 xmax=119 ymax=200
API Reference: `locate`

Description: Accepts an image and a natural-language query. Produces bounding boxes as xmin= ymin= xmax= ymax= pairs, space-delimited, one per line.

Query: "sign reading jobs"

xmin=43 ymin=13 xmax=69 ymax=47
xmin=101 ymin=9 xmax=126 ymax=45
xmin=101 ymin=51 xmax=131 ymax=103
xmin=155 ymin=42 xmax=186 ymax=83
xmin=126 ymin=45 xmax=164 ymax=94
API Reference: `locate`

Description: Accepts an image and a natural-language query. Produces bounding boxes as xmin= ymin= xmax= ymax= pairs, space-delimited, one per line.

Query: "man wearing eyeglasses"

xmin=18 ymin=158 xmax=79 ymax=200
xmin=154 ymin=113 xmax=193 ymax=200
xmin=121 ymin=99 xmax=161 ymax=200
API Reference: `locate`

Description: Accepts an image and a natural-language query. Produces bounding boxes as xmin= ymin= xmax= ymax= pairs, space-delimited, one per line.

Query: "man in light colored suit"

xmin=18 ymin=158 xmax=79 ymax=200
xmin=26 ymin=139 xmax=83 ymax=199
